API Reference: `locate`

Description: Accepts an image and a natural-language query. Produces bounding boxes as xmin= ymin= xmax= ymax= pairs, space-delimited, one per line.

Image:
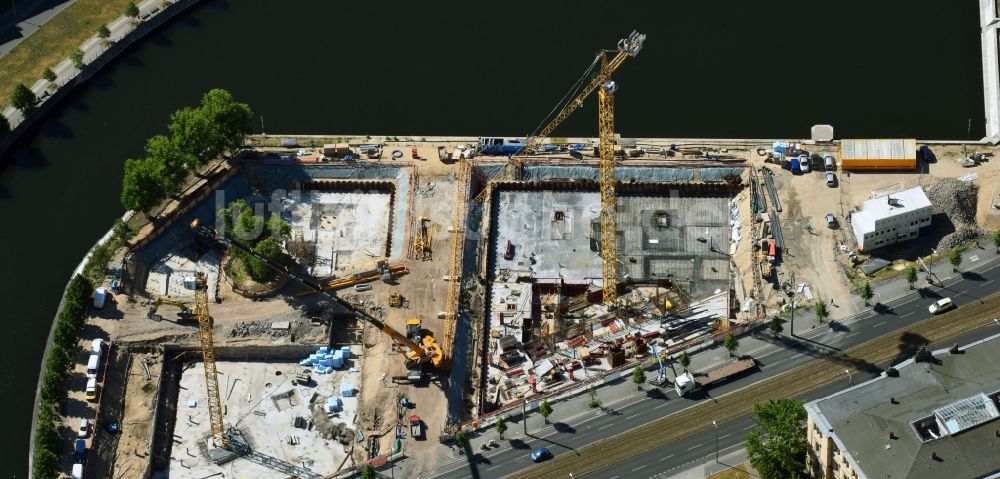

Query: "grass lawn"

xmin=0 ymin=0 xmax=132 ymax=104
xmin=706 ymin=464 xmax=751 ymax=479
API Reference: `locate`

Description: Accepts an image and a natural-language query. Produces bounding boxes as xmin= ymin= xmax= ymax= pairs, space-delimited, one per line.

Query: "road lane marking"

xmin=632 ymin=465 xmax=647 ymax=471
xmin=900 ymin=312 xmax=913 ymax=318
xmin=654 ymin=403 xmax=670 ymax=409
xmin=659 ymin=454 xmax=675 ymax=462
xmin=687 ymin=443 xmax=704 ymax=451
xmin=874 ymin=321 xmax=887 ymax=328
xmin=625 ymin=414 xmax=637 ymax=420
xmin=718 ymin=433 xmax=731 ymax=439
xmin=599 ymin=423 xmax=613 ymax=430
xmin=847 ymin=331 xmax=861 ymax=338
xmin=743 ymin=425 xmax=754 ymax=430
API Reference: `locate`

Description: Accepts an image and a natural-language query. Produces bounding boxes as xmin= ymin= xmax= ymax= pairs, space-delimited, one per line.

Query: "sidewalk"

xmin=669 ymin=447 xmax=757 ymax=479
xmin=0 ymin=0 xmax=78 ymax=59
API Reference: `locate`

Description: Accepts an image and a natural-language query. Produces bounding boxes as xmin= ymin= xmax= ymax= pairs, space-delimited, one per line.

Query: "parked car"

xmin=826 ymin=171 xmax=836 ymax=187
xmin=74 ymin=438 xmax=86 ymax=462
xmin=78 ymin=418 xmax=89 ymax=438
xmin=530 ymin=447 xmax=553 ymax=462
xmin=928 ymin=297 xmax=953 ymax=314
xmin=825 ymin=213 xmax=837 ymax=228
xmin=93 ymin=288 xmax=107 ymax=309
xmin=823 ymin=153 xmax=835 ymax=171
xmin=798 ymin=154 xmax=811 ymax=173
xmin=85 ymin=377 xmax=97 ymax=401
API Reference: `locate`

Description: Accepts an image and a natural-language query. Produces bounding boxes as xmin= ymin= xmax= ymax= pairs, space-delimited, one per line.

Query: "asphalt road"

xmin=426 ymin=256 xmax=1000 ymax=479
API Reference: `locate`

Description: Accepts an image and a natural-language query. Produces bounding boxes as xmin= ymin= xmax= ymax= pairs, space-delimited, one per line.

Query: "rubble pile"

xmin=926 ymin=179 xmax=982 ymax=250
xmin=416 ymin=181 xmax=437 ymax=198
xmin=229 ymin=320 xmax=293 ymax=338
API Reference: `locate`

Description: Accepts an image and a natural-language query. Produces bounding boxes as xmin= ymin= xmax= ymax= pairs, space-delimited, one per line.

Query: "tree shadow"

xmin=960 ymin=271 xmax=985 ymax=282
xmin=552 ymin=422 xmax=576 ymax=434
xmin=10 ymin=145 xmax=50 ymax=168
xmin=890 ymin=331 xmax=929 ymax=366
xmin=598 ymin=405 xmax=623 ymax=416
xmin=38 ymin=118 xmax=74 ymax=139
xmin=94 ymin=75 xmax=115 ymax=90
xmin=916 ymin=287 xmax=942 ymax=299
xmin=149 ymin=32 xmax=174 ymax=48
xmin=872 ymin=302 xmax=896 ymax=315
xmin=828 ymin=320 xmax=851 ymax=333
xmin=508 ymin=438 xmax=531 ymax=450
xmin=759 ymin=334 xmax=878 ymax=374
xmin=645 ymin=387 xmax=668 ymax=400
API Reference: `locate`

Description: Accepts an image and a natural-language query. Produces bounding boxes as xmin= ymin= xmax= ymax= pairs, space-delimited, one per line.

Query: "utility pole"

xmin=522 ymin=399 xmax=528 ymax=435
xmin=789 ymin=271 xmax=796 ymax=336
xmin=712 ymin=420 xmax=719 ymax=463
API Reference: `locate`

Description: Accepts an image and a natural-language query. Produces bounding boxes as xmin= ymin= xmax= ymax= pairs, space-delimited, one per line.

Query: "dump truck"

xmin=674 ymin=357 xmax=756 ymax=397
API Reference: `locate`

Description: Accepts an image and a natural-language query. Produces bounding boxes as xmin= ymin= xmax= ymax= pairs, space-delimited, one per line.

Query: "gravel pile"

xmin=926 ymin=179 xmax=983 ymax=249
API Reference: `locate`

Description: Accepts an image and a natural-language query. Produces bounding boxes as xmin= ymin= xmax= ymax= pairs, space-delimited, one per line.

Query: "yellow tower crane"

xmin=476 ymin=31 xmax=646 ymax=305
xmin=192 ymin=271 xmax=227 ymax=448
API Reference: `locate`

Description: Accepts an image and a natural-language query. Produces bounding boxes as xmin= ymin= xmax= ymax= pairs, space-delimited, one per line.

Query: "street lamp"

xmin=712 ymin=420 xmax=719 ymax=463
xmin=845 ymin=369 xmax=854 ymax=386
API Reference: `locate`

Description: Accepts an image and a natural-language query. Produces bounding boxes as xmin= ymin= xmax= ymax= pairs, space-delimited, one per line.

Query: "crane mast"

xmin=192 ymin=272 xmax=227 ymax=448
xmin=597 ymin=53 xmax=619 ymax=306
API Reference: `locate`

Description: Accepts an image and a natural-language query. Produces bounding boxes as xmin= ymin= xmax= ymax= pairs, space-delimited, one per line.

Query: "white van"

xmin=71 ymin=463 xmax=83 ymax=479
xmin=93 ymin=288 xmax=107 ymax=309
xmin=86 ymin=353 xmax=101 ymax=379
xmin=928 ymin=297 xmax=953 ymax=314
xmin=85 ymin=377 xmax=97 ymax=401
xmin=90 ymin=339 xmax=104 ymax=355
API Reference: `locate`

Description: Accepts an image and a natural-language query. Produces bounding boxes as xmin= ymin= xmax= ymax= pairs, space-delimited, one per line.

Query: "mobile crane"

xmin=190 ymin=220 xmax=443 ymax=369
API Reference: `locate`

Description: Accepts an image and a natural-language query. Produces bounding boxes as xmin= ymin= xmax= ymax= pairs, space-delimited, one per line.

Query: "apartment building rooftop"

xmin=805 ymin=334 xmax=1000 ymax=479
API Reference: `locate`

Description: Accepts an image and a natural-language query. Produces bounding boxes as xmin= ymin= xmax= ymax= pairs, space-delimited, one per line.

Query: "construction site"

xmin=67 ymin=30 xmax=1000 ymax=479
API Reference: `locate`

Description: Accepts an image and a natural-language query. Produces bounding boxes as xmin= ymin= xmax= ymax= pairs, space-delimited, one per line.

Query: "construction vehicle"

xmin=406 ymin=318 xmax=422 ymax=343
xmin=409 ymin=415 xmax=422 ymax=439
xmin=412 ymin=216 xmax=432 ymax=261
xmin=191 ymin=219 xmax=443 ymax=369
xmin=388 ymin=291 xmax=404 ymax=308
xmin=648 ymin=343 xmax=669 ymax=387
xmin=674 ymin=357 xmax=756 ymax=397
xmin=295 ymin=261 xmax=409 ymax=296
xmin=146 ymin=297 xmax=193 ymax=322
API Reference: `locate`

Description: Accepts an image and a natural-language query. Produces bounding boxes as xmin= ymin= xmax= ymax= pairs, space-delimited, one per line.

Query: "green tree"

xmin=70 ymin=48 xmax=85 ymax=69
xmin=814 ymin=300 xmax=828 ymax=323
xmin=40 ymin=368 xmax=68 ymax=402
xmin=97 ymin=24 xmax=111 ymax=39
xmin=360 ymin=464 xmax=375 ymax=479
xmin=199 ymin=88 xmax=252 ymax=154
xmin=42 ymin=67 xmax=57 ymax=82
xmin=906 ymin=265 xmax=918 ymax=289
xmin=113 ymin=218 xmax=135 ymax=244
xmin=66 ymin=274 xmax=95 ymax=305
xmin=454 ymin=429 xmax=467 ymax=450
xmin=32 ymin=448 xmax=59 ymax=478
xmin=587 ymin=385 xmax=601 ymax=409
xmin=859 ymin=281 xmax=873 ymax=306
xmin=10 ymin=83 xmax=37 ymax=114
xmin=678 ymin=350 xmax=691 ymax=369
xmin=723 ymin=333 xmax=740 ymax=357
xmin=268 ymin=212 xmax=291 ymax=240
xmin=124 ymin=1 xmax=140 ymax=18
xmin=169 ymin=106 xmax=220 ymax=164
xmin=769 ymin=316 xmax=783 ymax=335
xmin=0 ymin=114 xmax=9 ymax=138
xmin=145 ymin=134 xmax=194 ymax=192
xmin=949 ymin=248 xmax=962 ymax=272
xmin=223 ymin=199 xmax=264 ymax=244
xmin=495 ymin=417 xmax=507 ymax=439
xmin=631 ymin=365 xmax=646 ymax=390
xmin=745 ymin=399 xmax=808 ymax=479
xmin=120 ymin=157 xmax=167 ymax=213
xmin=994 ymin=229 xmax=1000 ymax=253
xmin=538 ymin=399 xmax=552 ymax=424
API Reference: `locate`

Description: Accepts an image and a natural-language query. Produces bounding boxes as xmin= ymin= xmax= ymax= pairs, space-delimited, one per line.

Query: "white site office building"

xmin=851 ymin=186 xmax=932 ymax=251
